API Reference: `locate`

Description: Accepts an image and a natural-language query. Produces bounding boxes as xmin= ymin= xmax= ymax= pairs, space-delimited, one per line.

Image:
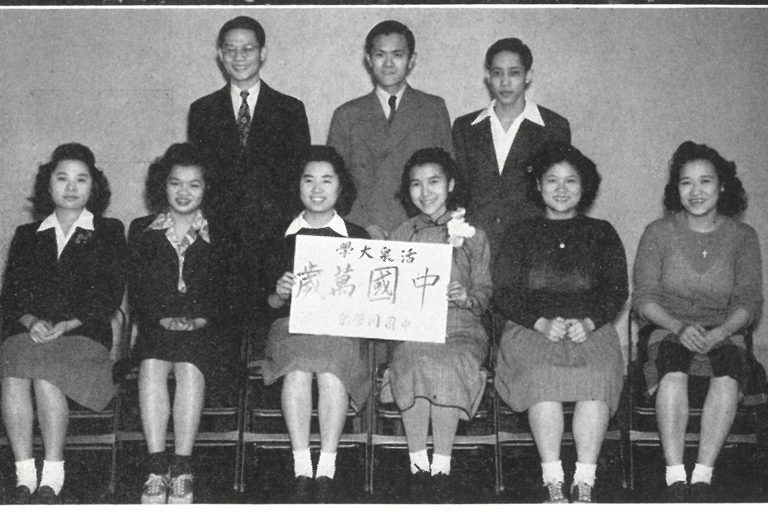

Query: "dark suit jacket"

xmin=452 ymin=105 xmax=571 ymax=253
xmin=327 ymin=86 xmax=453 ymax=232
xmin=0 ymin=216 xmax=127 ymax=348
xmin=188 ymin=81 xmax=311 ymax=234
xmin=127 ymin=215 xmax=225 ymax=332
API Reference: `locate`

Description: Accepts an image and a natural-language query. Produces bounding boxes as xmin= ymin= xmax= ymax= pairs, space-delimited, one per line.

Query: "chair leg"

xmin=234 ymin=374 xmax=247 ymax=493
xmin=494 ymin=383 xmax=504 ymax=494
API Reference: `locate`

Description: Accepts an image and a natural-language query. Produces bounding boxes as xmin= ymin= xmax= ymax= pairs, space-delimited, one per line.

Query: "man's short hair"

xmin=485 ymin=38 xmax=533 ymax=71
xmin=365 ymin=20 xmax=415 ymax=56
xmin=217 ymin=16 xmax=266 ymax=48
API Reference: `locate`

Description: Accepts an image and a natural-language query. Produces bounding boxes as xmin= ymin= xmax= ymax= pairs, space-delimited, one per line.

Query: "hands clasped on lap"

xmin=28 ymin=319 xmax=75 ymax=344
xmin=534 ymin=317 xmax=596 ymax=343
xmin=677 ymin=324 xmax=726 ymax=355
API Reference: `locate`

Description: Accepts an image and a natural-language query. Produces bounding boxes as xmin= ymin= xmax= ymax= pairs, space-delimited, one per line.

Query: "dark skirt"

xmin=642 ymin=328 xmax=754 ymax=401
xmin=260 ymin=317 xmax=372 ymax=411
xmin=0 ymin=333 xmax=116 ymax=412
xmin=380 ymin=314 xmax=488 ymax=421
xmin=495 ymin=321 xmax=624 ymax=415
xmin=136 ymin=325 xmax=239 ymax=404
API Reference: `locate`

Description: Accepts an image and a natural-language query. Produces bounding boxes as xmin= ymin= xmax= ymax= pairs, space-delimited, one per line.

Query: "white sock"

xmin=690 ymin=463 xmax=713 ymax=484
xmin=15 ymin=458 xmax=37 ymax=492
xmin=541 ymin=460 xmax=565 ymax=485
xmin=40 ymin=460 xmax=65 ymax=495
xmin=431 ymin=453 xmax=451 ymax=476
xmin=665 ymin=464 xmax=687 ymax=486
xmin=409 ymin=449 xmax=430 ymax=474
xmin=292 ymin=448 xmax=313 ymax=478
xmin=315 ymin=451 xmax=337 ymax=479
xmin=573 ymin=462 xmax=597 ymax=487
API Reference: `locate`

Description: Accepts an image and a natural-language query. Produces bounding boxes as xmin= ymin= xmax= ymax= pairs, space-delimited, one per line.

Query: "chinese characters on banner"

xmin=289 ymin=235 xmax=453 ymax=343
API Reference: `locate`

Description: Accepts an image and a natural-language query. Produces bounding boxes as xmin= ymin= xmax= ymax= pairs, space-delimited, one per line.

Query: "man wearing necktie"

xmin=188 ymin=16 xmax=310 ymax=347
xmin=327 ymin=20 xmax=453 ymax=240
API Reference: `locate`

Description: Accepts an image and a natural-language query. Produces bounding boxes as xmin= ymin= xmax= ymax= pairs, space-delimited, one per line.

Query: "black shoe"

xmin=11 ymin=485 xmax=33 ymax=505
xmin=689 ymin=482 xmax=712 ymax=503
xmin=35 ymin=485 xmax=62 ymax=505
xmin=665 ymin=481 xmax=688 ymax=503
xmin=314 ymin=476 xmax=335 ymax=503
xmin=432 ymin=473 xmax=456 ymax=504
xmin=408 ymin=470 xmax=431 ymax=503
xmin=289 ymin=476 xmax=313 ymax=504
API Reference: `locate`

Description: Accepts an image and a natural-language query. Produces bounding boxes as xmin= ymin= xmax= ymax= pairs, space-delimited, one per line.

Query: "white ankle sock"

xmin=15 ymin=458 xmax=37 ymax=492
xmin=292 ymin=449 xmax=313 ymax=478
xmin=690 ymin=463 xmax=713 ymax=484
xmin=541 ymin=460 xmax=565 ymax=485
xmin=315 ymin=451 xmax=337 ymax=479
xmin=665 ymin=464 xmax=687 ymax=486
xmin=40 ymin=460 xmax=64 ymax=495
xmin=573 ymin=462 xmax=597 ymax=487
xmin=431 ymin=453 xmax=451 ymax=476
xmin=409 ymin=449 xmax=430 ymax=474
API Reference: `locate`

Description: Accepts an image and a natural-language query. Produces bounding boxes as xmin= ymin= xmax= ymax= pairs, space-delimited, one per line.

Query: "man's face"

xmin=487 ymin=50 xmax=530 ymax=109
xmin=218 ymin=28 xmax=266 ymax=90
xmin=366 ymin=33 xmax=415 ymax=95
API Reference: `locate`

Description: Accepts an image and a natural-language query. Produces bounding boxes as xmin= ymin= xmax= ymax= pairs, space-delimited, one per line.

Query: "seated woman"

xmin=128 ymin=143 xmax=227 ymax=505
xmin=632 ymin=141 xmax=763 ymax=502
xmin=382 ymin=147 xmax=492 ymax=502
xmin=261 ymin=145 xmax=371 ymax=503
xmin=0 ymin=143 xmax=126 ymax=504
xmin=493 ymin=144 xmax=628 ymax=503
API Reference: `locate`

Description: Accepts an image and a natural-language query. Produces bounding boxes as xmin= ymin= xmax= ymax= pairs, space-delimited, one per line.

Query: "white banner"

xmin=289 ymin=235 xmax=452 ymax=343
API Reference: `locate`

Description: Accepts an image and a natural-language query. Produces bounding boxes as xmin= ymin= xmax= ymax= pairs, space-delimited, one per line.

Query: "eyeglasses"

xmin=221 ymin=46 xmax=260 ymax=59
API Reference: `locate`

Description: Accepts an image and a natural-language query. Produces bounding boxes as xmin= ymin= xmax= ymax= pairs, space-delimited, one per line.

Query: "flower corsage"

xmin=74 ymin=231 xmax=93 ymax=245
xmin=447 ymin=208 xmax=476 ymax=248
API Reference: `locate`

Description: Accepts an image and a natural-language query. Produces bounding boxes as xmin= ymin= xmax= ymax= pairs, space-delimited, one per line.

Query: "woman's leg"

xmin=528 ymin=401 xmax=565 ymax=464
xmin=171 ymin=362 xmax=206 ymax=457
xmin=656 ymin=372 xmax=689 ymax=466
xmin=400 ymin=398 xmax=431 ymax=473
xmin=697 ymin=375 xmax=738 ymax=467
xmin=430 ymin=404 xmax=460 ymax=475
xmin=139 ymin=359 xmax=174 ymax=454
xmin=33 ymin=379 xmax=69 ymax=495
xmin=282 ymin=370 xmax=314 ymax=478
xmin=2 ymin=377 xmax=35 ymax=462
xmin=316 ymin=372 xmax=349 ymax=481
xmin=572 ymin=400 xmax=610 ymax=465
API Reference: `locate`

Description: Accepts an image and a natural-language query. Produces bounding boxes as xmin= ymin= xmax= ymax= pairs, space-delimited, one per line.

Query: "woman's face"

xmin=409 ymin=163 xmax=455 ymax=220
xmin=166 ymin=165 xmax=205 ymax=216
xmin=678 ymin=159 xmax=721 ymax=219
xmin=49 ymin=159 xmax=93 ymax=213
xmin=538 ymin=162 xmax=582 ymax=220
xmin=300 ymin=161 xmax=340 ymax=216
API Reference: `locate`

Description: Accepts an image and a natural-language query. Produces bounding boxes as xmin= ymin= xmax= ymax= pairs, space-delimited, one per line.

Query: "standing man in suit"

xmin=328 ymin=20 xmax=453 ymax=239
xmin=188 ymin=16 xmax=310 ymax=345
xmin=453 ymin=38 xmax=571 ymax=256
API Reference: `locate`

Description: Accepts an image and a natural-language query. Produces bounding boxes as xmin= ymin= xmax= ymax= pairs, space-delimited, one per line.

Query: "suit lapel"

xmin=469 ymin=118 xmax=500 ymax=176
xmin=387 ymin=85 xmax=419 ymax=150
xmin=359 ymin=91 xmax=389 ymax=154
xmin=35 ymin=228 xmax=58 ymax=268
xmin=214 ymin=86 xmax=239 ymax=140
xmin=502 ymin=119 xmax=544 ymax=175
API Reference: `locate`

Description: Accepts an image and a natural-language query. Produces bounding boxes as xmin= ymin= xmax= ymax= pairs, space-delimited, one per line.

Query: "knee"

xmin=659 ymin=371 xmax=688 ymax=390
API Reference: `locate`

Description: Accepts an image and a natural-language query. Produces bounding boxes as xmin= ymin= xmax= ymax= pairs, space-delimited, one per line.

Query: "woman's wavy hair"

xmin=526 ymin=143 xmax=601 ymax=213
xmin=397 ymin=147 xmax=469 ymax=218
xmin=144 ymin=143 xmax=216 ymax=215
xmin=30 ymin=143 xmax=111 ymax=219
xmin=663 ymin=141 xmax=747 ymax=217
xmin=292 ymin=145 xmax=357 ymax=217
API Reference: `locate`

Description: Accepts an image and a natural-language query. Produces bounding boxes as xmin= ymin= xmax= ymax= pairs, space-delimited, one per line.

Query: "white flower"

xmin=447 ymin=208 xmax=476 ymax=247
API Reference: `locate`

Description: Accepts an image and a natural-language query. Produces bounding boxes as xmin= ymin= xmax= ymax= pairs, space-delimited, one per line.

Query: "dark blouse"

xmin=0 ymin=216 xmax=127 ymax=349
xmin=127 ymin=215 xmax=225 ymax=332
xmin=494 ymin=215 xmax=628 ymax=329
xmin=265 ymin=220 xmax=370 ymax=320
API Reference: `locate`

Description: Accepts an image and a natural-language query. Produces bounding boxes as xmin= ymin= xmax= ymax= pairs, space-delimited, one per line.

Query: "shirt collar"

xmin=37 ymin=208 xmax=94 ymax=233
xmin=146 ymin=209 xmax=211 ymax=244
xmin=375 ymin=84 xmax=407 ymax=105
xmin=414 ymin=209 xmax=453 ymax=229
xmin=285 ymin=211 xmax=348 ymax=237
xmin=471 ymin=99 xmax=545 ymax=127
xmin=230 ymin=81 xmax=261 ymax=109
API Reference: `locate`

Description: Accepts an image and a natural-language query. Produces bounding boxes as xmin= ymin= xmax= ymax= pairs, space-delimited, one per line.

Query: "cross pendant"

xmin=702 ymin=250 xmax=708 ymax=258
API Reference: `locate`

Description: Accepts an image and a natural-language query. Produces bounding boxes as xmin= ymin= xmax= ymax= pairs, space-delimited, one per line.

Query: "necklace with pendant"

xmin=544 ymin=220 xmax=567 ymax=249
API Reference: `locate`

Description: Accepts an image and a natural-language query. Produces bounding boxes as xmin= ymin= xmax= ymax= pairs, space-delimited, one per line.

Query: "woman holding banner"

xmin=381 ymin=147 xmax=492 ymax=502
xmin=261 ymin=145 xmax=371 ymax=503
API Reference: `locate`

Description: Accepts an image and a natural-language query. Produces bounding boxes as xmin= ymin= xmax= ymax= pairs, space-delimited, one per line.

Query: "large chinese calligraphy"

xmin=289 ymin=236 xmax=452 ymax=343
